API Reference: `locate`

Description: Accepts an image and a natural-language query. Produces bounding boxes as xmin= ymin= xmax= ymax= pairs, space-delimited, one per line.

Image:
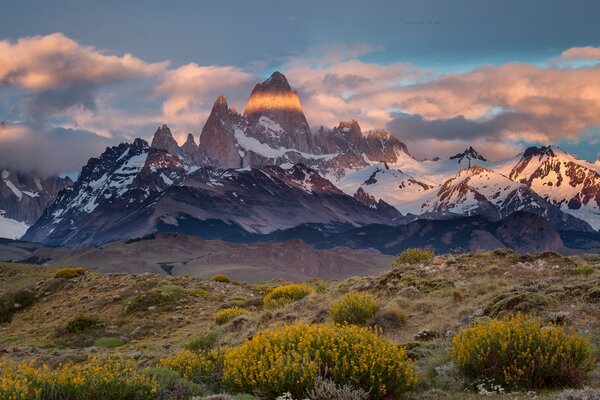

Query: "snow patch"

xmin=0 ymin=210 xmax=29 ymax=239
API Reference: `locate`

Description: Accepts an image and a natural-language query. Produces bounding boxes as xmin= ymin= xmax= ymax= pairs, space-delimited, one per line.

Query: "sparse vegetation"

xmin=450 ymin=314 xmax=595 ymax=389
xmin=329 ymin=291 xmax=381 ymax=325
xmin=54 ymin=267 xmax=86 ymax=279
xmin=263 ymin=283 xmax=313 ymax=309
xmin=392 ymin=247 xmax=434 ymax=266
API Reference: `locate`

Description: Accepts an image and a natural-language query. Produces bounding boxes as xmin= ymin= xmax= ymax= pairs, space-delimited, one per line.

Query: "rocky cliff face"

xmin=0 ymin=169 xmax=71 ymax=238
xmin=243 ymin=71 xmax=314 ymax=153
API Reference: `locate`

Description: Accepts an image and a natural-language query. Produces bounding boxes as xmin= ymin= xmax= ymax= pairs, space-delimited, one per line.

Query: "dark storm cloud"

xmin=386 ymin=112 xmax=568 ymax=142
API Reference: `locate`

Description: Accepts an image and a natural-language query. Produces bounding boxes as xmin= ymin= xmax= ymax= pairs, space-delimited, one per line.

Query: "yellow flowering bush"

xmin=329 ymin=291 xmax=381 ymax=325
xmin=450 ymin=314 xmax=595 ymax=389
xmin=263 ymin=283 xmax=313 ymax=309
xmin=213 ymin=307 xmax=246 ymax=325
xmin=392 ymin=248 xmax=434 ymax=266
xmin=159 ymin=349 xmax=223 ymax=389
xmin=0 ymin=355 xmax=157 ymax=400
xmin=54 ymin=267 xmax=86 ymax=279
xmin=211 ymin=274 xmax=230 ymax=283
xmin=223 ymin=323 xmax=418 ymax=399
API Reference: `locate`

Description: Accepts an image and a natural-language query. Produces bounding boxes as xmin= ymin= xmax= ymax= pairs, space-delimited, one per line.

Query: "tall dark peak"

xmin=199 ymin=95 xmax=243 ymax=169
xmin=243 ymin=72 xmax=314 ymax=153
xmin=252 ymin=71 xmax=292 ymax=93
xmin=523 ymin=145 xmax=555 ymax=159
xmin=450 ymin=146 xmax=487 ymax=164
xmin=150 ymin=125 xmax=180 ymax=156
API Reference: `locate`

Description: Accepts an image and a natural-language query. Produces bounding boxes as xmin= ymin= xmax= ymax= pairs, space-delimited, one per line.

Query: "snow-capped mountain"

xmin=505 ymin=146 xmax=600 ymax=230
xmin=0 ymin=169 xmax=71 ymax=239
xmin=19 ymin=71 xmax=600 ymax=247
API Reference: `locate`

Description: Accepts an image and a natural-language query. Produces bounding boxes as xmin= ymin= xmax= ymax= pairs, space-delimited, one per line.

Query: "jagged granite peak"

xmin=151 ymin=124 xmax=180 ymax=156
xmin=243 ymin=72 xmax=314 ymax=153
xmin=449 ymin=146 xmax=487 ymax=164
xmin=181 ymin=133 xmax=203 ymax=164
xmin=337 ymin=119 xmax=363 ymax=136
xmin=522 ymin=145 xmax=556 ymax=159
xmin=198 ymin=95 xmax=245 ymax=169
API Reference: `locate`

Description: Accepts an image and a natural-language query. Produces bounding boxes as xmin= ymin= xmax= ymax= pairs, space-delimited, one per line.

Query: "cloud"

xmin=0 ymin=122 xmax=126 ymax=177
xmin=0 ymin=33 xmax=167 ymax=123
xmin=561 ymin=46 xmax=600 ymax=61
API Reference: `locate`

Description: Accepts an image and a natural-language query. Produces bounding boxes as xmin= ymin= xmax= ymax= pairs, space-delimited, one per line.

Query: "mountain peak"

xmin=337 ymin=119 xmax=362 ymax=136
xmin=523 ymin=145 xmax=556 ymax=159
xmin=449 ymin=146 xmax=487 ymax=164
xmin=150 ymin=125 xmax=180 ymax=155
xmin=257 ymin=71 xmax=292 ymax=92
xmin=184 ymin=133 xmax=196 ymax=146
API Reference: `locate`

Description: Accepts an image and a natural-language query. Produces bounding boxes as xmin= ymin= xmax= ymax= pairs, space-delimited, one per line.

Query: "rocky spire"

xmin=449 ymin=146 xmax=487 ymax=166
xmin=198 ymin=96 xmax=243 ymax=169
xmin=243 ymin=71 xmax=314 ymax=153
xmin=150 ymin=125 xmax=180 ymax=156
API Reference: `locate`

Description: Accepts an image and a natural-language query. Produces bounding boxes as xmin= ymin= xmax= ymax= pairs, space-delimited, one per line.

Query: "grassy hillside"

xmin=0 ymin=249 xmax=598 ymax=399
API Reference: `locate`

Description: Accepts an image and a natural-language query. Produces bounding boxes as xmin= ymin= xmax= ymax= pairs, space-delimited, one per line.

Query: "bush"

xmin=306 ymin=376 xmax=369 ymax=400
xmin=263 ymin=284 xmax=313 ymax=309
xmin=450 ymin=314 xmax=595 ymax=389
xmin=570 ymin=264 xmax=595 ymax=277
xmin=160 ymin=349 xmax=223 ymax=388
xmin=213 ymin=308 xmax=246 ymax=325
xmin=0 ymin=355 xmax=157 ymax=400
xmin=186 ymin=330 xmax=218 ymax=353
xmin=483 ymin=290 xmax=556 ymax=317
xmin=147 ymin=366 xmax=204 ymax=399
xmin=223 ymin=323 xmax=418 ymax=399
xmin=212 ymin=274 xmax=231 ymax=283
xmin=329 ymin=292 xmax=381 ymax=325
xmin=65 ymin=316 xmax=104 ymax=334
xmin=392 ymin=248 xmax=434 ymax=266
xmin=54 ymin=267 xmax=86 ymax=279
xmin=93 ymin=337 xmax=124 ymax=348
xmin=371 ymin=305 xmax=407 ymax=331
xmin=0 ymin=288 xmax=37 ymax=323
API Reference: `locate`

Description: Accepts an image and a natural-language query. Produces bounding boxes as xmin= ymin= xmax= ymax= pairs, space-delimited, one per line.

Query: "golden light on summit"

xmin=244 ymin=91 xmax=304 ymax=115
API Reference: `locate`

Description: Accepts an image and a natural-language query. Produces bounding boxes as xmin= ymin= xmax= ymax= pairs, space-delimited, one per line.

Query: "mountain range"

xmin=3 ymin=71 xmax=600 ymax=254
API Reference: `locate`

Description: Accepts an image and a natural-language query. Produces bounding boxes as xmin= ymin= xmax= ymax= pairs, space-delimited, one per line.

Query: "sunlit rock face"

xmin=243 ymin=71 xmax=315 ymax=153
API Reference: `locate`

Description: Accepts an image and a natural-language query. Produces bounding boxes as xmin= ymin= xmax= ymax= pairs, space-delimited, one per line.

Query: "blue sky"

xmin=1 ymin=0 xmax=600 ymax=174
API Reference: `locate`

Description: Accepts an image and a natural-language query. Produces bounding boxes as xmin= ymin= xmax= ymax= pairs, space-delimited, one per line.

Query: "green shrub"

xmin=263 ymin=284 xmax=313 ymax=309
xmin=213 ymin=307 xmax=246 ymax=325
xmin=0 ymin=288 xmax=37 ymax=323
xmin=223 ymin=323 xmax=418 ymax=399
xmin=147 ymin=366 xmax=204 ymax=399
xmin=65 ymin=316 xmax=104 ymax=334
xmin=54 ymin=267 xmax=86 ymax=279
xmin=93 ymin=337 xmax=125 ymax=348
xmin=450 ymin=314 xmax=595 ymax=389
xmin=160 ymin=348 xmax=224 ymax=389
xmin=329 ymin=291 xmax=381 ymax=325
xmin=392 ymin=248 xmax=434 ymax=266
xmin=371 ymin=305 xmax=407 ymax=331
xmin=212 ymin=274 xmax=231 ymax=283
xmin=186 ymin=330 xmax=218 ymax=353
